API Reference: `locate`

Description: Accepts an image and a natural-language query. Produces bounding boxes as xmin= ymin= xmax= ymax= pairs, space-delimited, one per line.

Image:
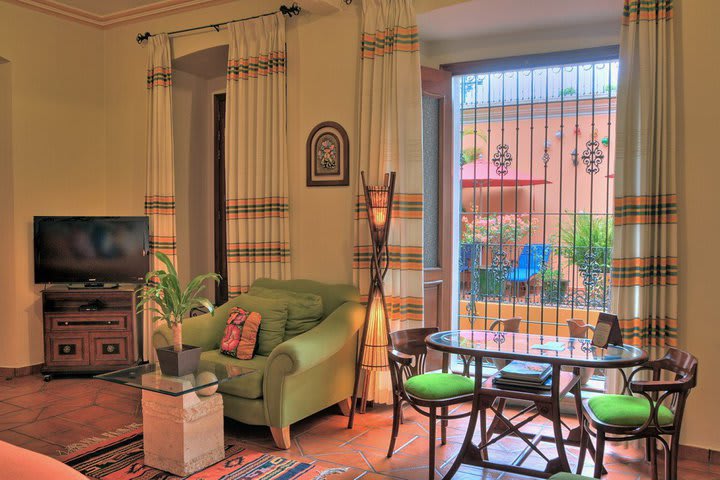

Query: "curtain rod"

xmin=135 ymin=3 xmax=301 ymax=45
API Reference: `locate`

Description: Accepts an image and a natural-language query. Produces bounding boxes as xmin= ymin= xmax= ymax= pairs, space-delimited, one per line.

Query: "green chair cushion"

xmin=230 ymin=295 xmax=288 ymax=356
xmin=201 ymin=350 xmax=267 ymax=399
xmin=549 ymin=473 xmax=594 ymax=480
xmin=588 ymin=394 xmax=674 ymax=427
xmin=248 ymin=286 xmax=324 ymax=341
xmin=404 ymin=373 xmax=475 ymax=400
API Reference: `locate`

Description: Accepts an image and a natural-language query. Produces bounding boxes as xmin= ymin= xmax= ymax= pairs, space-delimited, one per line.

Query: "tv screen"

xmin=34 ymin=216 xmax=150 ymax=284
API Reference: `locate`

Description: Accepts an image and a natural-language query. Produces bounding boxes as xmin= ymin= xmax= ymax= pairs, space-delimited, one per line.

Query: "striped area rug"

xmin=62 ymin=428 xmax=329 ymax=480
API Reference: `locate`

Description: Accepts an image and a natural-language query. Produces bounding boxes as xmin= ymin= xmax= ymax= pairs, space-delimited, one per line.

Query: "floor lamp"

xmin=348 ymin=171 xmax=396 ymax=429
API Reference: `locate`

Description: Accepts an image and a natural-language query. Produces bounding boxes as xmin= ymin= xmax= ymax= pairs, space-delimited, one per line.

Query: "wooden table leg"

xmin=442 ymin=357 xmax=483 ymax=480
xmin=548 ymin=364 xmax=572 ymax=474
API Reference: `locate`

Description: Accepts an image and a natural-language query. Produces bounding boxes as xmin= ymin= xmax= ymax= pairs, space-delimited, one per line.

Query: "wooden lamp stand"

xmin=348 ymin=171 xmax=396 ymax=429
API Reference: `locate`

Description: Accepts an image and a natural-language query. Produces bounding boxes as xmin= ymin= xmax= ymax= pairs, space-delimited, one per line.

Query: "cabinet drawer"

xmin=90 ymin=334 xmax=130 ymax=366
xmin=47 ymin=314 xmax=129 ymax=331
xmin=46 ymin=334 xmax=89 ymax=366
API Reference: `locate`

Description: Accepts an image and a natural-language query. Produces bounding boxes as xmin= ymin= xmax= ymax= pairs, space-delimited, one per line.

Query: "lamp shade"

xmin=360 ymin=293 xmax=389 ymax=371
xmin=366 ymin=185 xmax=391 ymax=239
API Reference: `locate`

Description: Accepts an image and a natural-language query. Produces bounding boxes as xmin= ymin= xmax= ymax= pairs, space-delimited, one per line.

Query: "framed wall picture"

xmin=306 ymin=121 xmax=349 ymax=187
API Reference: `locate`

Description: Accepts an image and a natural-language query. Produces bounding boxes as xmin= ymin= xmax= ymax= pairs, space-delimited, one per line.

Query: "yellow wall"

xmin=102 ymin=1 xmax=361 ymax=290
xmin=675 ymin=0 xmax=720 ymax=452
xmin=0 ymin=2 xmax=106 ymax=367
xmin=0 ymin=0 xmax=718 ymax=453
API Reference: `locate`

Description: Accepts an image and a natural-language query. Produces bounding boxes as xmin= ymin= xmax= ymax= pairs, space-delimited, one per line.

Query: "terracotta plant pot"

xmin=156 ymin=344 xmax=201 ymax=377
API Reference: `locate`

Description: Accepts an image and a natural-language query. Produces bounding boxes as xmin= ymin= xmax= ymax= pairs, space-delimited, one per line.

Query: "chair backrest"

xmin=653 ymin=347 xmax=698 ymax=391
xmin=390 ymin=327 xmax=439 ymax=377
xmin=459 ymin=243 xmax=480 ymax=272
xmin=488 ymin=316 xmax=522 ymax=333
xmin=516 ymin=244 xmax=551 ymax=273
xmin=566 ymin=318 xmax=595 ymax=339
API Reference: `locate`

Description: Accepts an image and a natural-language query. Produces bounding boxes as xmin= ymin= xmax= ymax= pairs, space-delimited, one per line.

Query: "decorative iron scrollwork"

xmin=542 ymin=151 xmax=550 ymax=166
xmin=582 ymin=139 xmax=604 ymax=174
xmin=490 ymin=249 xmax=512 ymax=284
xmin=492 ymin=144 xmax=513 ymax=176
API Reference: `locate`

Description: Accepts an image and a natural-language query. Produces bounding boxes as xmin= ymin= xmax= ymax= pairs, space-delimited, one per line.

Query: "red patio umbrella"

xmin=461 ymin=159 xmax=551 ymax=188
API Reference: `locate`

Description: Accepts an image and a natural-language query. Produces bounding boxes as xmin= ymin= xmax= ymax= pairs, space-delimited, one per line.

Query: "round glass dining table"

xmin=426 ymin=330 xmax=647 ymax=479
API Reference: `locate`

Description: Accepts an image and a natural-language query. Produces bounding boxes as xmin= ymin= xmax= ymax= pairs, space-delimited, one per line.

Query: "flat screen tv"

xmin=34 ymin=216 xmax=150 ymax=286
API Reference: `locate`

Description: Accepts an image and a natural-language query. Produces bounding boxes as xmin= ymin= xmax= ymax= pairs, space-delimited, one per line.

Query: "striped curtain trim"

xmin=623 ymin=0 xmax=673 ymax=25
xmin=149 ymin=235 xmax=177 ymax=255
xmin=146 ymin=67 xmax=172 ymax=88
xmin=615 ymin=194 xmax=677 ymax=225
xmin=226 ymin=197 xmax=289 ymax=219
xmin=144 ymin=195 xmax=176 ymax=215
xmin=228 ymin=285 xmax=251 ymax=297
xmin=620 ymin=318 xmax=678 ymax=347
xmin=361 ymin=25 xmax=419 ymax=59
xmin=358 ymin=294 xmax=424 ymax=322
xmin=227 ymin=52 xmax=286 ymax=80
xmin=612 ymin=256 xmax=678 ymax=286
xmin=227 ymin=242 xmax=290 ymax=263
xmin=354 ymin=194 xmax=423 ymax=219
xmin=354 ymin=245 xmax=423 ymax=271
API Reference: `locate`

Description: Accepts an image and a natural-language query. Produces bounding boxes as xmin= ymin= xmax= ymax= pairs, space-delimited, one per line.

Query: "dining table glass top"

xmin=426 ymin=329 xmax=647 ymax=368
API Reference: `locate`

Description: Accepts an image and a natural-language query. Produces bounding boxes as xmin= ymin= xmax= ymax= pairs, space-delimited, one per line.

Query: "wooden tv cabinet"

xmin=41 ymin=286 xmax=141 ymax=380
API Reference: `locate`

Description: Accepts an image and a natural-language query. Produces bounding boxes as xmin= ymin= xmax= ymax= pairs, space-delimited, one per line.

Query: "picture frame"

xmin=306 ymin=121 xmax=349 ymax=187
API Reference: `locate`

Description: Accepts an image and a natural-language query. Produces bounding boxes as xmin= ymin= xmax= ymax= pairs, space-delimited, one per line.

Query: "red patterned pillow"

xmin=220 ymin=307 xmax=262 ymax=360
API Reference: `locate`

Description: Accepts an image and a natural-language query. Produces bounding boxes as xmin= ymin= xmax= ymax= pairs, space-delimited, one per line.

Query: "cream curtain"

xmin=224 ymin=14 xmax=291 ymax=297
xmin=144 ymin=33 xmax=177 ymax=360
xmin=608 ymin=0 xmax=676 ymax=395
xmin=353 ymin=0 xmax=423 ymax=404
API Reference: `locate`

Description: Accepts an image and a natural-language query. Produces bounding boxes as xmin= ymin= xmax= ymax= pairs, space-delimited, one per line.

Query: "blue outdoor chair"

xmin=506 ymin=244 xmax=551 ymax=296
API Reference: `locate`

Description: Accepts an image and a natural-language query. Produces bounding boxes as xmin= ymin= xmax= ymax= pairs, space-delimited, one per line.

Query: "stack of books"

xmin=493 ymin=361 xmax=552 ymax=391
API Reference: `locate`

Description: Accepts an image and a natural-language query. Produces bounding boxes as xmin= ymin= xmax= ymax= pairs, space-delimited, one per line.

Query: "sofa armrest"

xmin=264 ymin=301 xmax=365 ymax=378
xmin=152 ymin=310 xmax=226 ymax=352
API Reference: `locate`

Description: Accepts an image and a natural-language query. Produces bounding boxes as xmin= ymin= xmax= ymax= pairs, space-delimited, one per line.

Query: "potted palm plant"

xmin=138 ymin=252 xmax=220 ymax=376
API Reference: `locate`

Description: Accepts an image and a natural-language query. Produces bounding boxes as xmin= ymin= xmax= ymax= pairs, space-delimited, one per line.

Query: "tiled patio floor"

xmin=0 ymin=374 xmax=717 ymax=479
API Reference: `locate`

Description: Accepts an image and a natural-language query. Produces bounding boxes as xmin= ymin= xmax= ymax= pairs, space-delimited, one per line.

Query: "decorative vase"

xmin=156 ymin=344 xmax=202 ymax=377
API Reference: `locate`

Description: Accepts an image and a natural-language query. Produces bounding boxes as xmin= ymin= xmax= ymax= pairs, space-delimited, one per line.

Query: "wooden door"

xmin=421 ymin=66 xmax=453 ymax=334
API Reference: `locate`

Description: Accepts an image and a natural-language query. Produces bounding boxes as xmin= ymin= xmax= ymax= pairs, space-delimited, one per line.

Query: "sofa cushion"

xmin=251 ymin=278 xmax=360 ymax=318
xmin=248 ymin=286 xmax=324 ymax=341
xmin=201 ymin=350 xmax=267 ymax=399
xmin=230 ymin=294 xmax=288 ymax=356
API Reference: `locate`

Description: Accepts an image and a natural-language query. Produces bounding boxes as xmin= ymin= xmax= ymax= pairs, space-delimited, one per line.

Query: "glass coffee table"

xmin=96 ymin=361 xmax=254 ymax=476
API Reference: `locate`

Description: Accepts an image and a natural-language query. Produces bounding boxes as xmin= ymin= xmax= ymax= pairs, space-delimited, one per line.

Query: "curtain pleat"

xmin=354 ymin=0 xmax=423 ymax=404
xmin=144 ymin=33 xmax=177 ymax=361
xmin=612 ymin=0 xmax=677 ymax=351
xmin=225 ymin=14 xmax=291 ymax=296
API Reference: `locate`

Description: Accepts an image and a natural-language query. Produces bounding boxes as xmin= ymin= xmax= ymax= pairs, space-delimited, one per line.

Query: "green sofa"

xmin=152 ymin=278 xmax=364 ymax=449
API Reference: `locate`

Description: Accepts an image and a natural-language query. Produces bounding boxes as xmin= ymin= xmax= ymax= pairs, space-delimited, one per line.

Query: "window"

xmin=453 ymin=55 xmax=618 ymax=353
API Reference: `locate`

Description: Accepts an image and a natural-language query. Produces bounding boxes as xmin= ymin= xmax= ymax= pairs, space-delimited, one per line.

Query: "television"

xmin=34 ymin=216 xmax=150 ymax=286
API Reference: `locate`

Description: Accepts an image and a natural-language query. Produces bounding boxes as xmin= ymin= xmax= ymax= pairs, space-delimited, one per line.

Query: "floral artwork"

xmin=306 ymin=122 xmax=349 ymax=186
xmin=317 ymin=134 xmax=338 ymax=170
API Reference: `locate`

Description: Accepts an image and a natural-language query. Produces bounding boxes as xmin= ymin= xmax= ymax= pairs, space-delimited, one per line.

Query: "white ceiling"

xmin=418 ymin=0 xmax=623 ymax=42
xmin=50 ymin=0 xmax=176 ymax=16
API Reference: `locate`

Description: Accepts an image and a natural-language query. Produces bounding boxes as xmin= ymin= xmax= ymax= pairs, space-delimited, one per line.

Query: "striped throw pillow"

xmin=220 ymin=307 xmax=261 ymax=360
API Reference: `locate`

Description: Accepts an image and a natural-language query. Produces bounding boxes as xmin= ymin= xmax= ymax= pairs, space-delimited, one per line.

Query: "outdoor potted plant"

xmin=137 ymin=252 xmax=220 ymax=376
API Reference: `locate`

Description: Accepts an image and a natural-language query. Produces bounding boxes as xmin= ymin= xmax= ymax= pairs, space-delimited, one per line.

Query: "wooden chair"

xmin=565 ymin=319 xmax=596 ymax=385
xmin=387 ymin=327 xmax=474 ymax=480
xmin=577 ymin=348 xmax=698 ymax=479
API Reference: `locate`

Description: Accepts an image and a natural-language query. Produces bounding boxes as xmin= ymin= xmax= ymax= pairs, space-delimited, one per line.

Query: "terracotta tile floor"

xmin=1 ymin=374 xmax=718 ymax=479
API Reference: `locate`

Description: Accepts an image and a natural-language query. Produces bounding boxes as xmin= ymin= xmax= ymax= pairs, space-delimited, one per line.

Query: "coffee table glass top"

xmin=427 ymin=329 xmax=647 ymax=368
xmin=95 ymin=361 xmax=254 ymax=397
